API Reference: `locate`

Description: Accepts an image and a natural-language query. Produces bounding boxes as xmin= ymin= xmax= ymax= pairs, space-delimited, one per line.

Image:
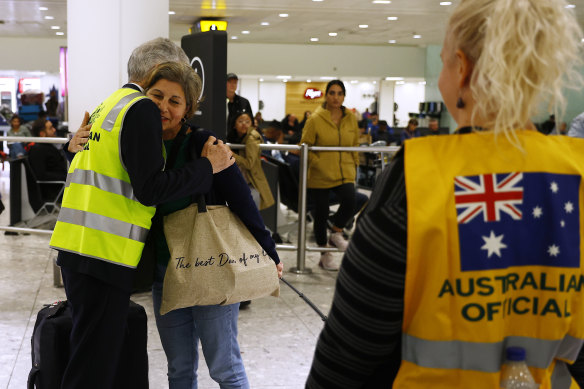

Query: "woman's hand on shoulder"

xmin=201 ymin=136 xmax=235 ymax=174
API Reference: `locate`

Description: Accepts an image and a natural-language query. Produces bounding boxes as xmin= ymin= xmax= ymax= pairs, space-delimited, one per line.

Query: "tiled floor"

xmin=0 ymin=167 xmax=347 ymax=389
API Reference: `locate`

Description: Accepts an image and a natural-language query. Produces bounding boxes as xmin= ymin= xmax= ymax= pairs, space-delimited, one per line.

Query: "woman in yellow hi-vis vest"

xmin=49 ymin=38 xmax=235 ymax=389
xmin=306 ymin=0 xmax=584 ymax=388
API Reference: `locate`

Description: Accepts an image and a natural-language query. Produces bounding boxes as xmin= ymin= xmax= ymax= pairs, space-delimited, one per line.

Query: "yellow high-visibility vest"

xmin=395 ymin=130 xmax=584 ymax=388
xmin=50 ymin=88 xmax=156 ymax=268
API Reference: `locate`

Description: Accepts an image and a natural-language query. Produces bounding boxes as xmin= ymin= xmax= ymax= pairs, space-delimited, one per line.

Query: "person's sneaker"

xmin=327 ymin=219 xmax=350 ymax=239
xmin=328 ymin=231 xmax=349 ymax=251
xmin=318 ymin=252 xmax=338 ymax=271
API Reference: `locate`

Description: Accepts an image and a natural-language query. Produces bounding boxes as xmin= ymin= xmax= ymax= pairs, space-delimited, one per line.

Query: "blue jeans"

xmin=152 ymin=263 xmax=250 ymax=389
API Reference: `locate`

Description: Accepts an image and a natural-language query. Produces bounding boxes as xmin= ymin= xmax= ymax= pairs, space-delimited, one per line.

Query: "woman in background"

xmin=227 ymin=110 xmax=275 ymax=210
xmin=300 ymin=79 xmax=359 ymax=271
xmin=7 ymin=114 xmax=31 ymax=158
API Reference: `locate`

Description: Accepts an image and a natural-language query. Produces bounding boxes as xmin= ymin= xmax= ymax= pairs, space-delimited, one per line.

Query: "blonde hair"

xmin=447 ymin=0 xmax=583 ymax=137
xmin=143 ymin=62 xmax=202 ymax=119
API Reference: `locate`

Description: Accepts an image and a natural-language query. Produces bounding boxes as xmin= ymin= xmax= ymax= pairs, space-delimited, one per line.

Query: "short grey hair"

xmin=127 ymin=37 xmax=189 ymax=83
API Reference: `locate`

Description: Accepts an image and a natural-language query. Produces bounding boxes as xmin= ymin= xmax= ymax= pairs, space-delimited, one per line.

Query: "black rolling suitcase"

xmin=27 ymin=300 xmax=148 ymax=389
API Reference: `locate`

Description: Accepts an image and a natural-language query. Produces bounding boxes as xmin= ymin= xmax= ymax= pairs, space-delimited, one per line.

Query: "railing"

xmin=0 ymin=136 xmax=398 ymax=274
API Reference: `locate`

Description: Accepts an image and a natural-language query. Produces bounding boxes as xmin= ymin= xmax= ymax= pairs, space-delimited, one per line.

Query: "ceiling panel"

xmin=1 ymin=0 xmax=583 ymax=48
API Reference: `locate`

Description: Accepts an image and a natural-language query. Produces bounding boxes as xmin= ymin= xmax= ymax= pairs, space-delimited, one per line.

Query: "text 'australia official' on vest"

xmin=438 ymin=271 xmax=583 ymax=322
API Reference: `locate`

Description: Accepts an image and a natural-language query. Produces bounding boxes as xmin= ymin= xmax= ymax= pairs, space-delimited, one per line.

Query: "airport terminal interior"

xmin=2 ymin=0 xmax=584 ymax=388
xmin=0 ymin=175 xmax=349 ymax=388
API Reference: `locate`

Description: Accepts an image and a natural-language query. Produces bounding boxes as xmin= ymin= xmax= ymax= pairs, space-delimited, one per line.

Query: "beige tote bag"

xmin=160 ymin=200 xmax=280 ymax=315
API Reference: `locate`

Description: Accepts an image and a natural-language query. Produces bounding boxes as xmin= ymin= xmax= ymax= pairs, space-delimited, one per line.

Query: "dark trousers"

xmin=60 ymin=267 xmax=131 ymax=389
xmin=311 ymin=183 xmax=355 ymax=246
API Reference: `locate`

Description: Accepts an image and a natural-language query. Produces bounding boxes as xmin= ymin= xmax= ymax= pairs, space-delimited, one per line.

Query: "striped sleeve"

xmin=306 ymin=149 xmax=407 ymax=389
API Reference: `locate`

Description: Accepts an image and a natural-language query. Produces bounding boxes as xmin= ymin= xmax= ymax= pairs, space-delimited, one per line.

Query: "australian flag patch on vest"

xmin=454 ymin=172 xmax=581 ymax=271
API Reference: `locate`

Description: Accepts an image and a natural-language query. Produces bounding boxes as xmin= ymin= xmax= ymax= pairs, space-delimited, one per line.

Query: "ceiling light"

xmin=359 ymin=24 xmax=369 ymax=29
xmin=56 ymin=32 xmax=64 ymax=36
xmin=385 ymin=77 xmax=404 ymax=81
xmin=242 ymin=30 xmax=250 ymax=34
xmin=310 ymin=37 xmax=319 ymax=42
xmin=320 ymin=76 xmax=335 ymax=80
xmin=307 ymin=79 xmax=312 ymax=82
xmin=372 ymin=0 xmax=391 ymax=3
xmin=168 ymin=11 xmax=176 ymax=15
xmin=388 ymin=39 xmax=396 ymax=43
xmin=387 ymin=16 xmax=398 ymax=21
xmin=259 ymin=78 xmax=264 ymax=82
xmin=39 ymin=7 xmax=48 ymax=11
xmin=277 ymin=75 xmax=292 ymax=79
xmin=350 ymin=80 xmax=359 ymax=84
xmin=419 ymin=81 xmax=427 ymax=85
xmin=440 ymin=1 xmax=452 ymax=5
xmin=231 ymin=36 xmax=238 ymax=40
xmin=279 ymin=13 xmax=289 ymax=17
xmin=372 ymin=81 xmax=377 ymax=84
xmin=582 ymin=38 xmax=584 ymax=43
xmin=413 ymin=34 xmax=422 ymax=39
xmin=283 ymin=79 xmax=288 ymax=82
xmin=312 ymin=0 xmax=324 ymax=2
xmin=261 ymin=22 xmax=270 ymax=26
xmin=566 ymin=4 xmax=576 ymax=8
xmin=329 ymin=32 xmax=338 ymax=37
xmin=44 ymin=16 xmax=54 ymax=20
xmin=51 ymin=26 xmax=60 ymax=29
xmin=396 ymin=81 xmax=405 ymax=85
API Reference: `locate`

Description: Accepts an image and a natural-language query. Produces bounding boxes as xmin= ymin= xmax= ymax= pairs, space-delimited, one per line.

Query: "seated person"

xmin=399 ymin=118 xmax=422 ymax=145
xmin=358 ymin=120 xmax=372 ymax=145
xmin=282 ymin=114 xmax=301 ymax=144
xmin=28 ymin=118 xmax=67 ymax=201
xmin=427 ymin=118 xmax=441 ymax=135
xmin=7 ymin=115 xmax=32 ymax=158
xmin=375 ymin=120 xmax=394 ymax=144
xmin=228 ymin=111 xmax=275 ymax=210
xmin=262 ymin=120 xmax=287 ymax=162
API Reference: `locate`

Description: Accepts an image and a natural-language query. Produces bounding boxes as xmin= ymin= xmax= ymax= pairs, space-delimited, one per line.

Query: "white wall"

xmin=227 ymin=43 xmax=426 ymax=78
xmin=239 ymin=77 xmax=260 ymax=114
xmin=378 ymin=80 xmax=395 ymax=126
xmin=343 ymin=81 xmax=377 ymax=115
xmin=0 ymin=37 xmax=66 ymax=73
xmin=67 ymin=0 xmax=169 ymax=131
xmin=258 ymin=82 xmax=286 ymax=122
xmin=394 ymin=82 xmax=425 ymax=127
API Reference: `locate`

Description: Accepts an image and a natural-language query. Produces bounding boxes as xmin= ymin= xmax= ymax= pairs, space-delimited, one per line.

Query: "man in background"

xmin=428 ymin=118 xmax=441 ymax=135
xmin=226 ymin=73 xmax=253 ymax=132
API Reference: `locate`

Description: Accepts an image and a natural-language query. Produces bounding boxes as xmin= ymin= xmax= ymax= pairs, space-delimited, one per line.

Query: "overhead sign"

xmin=198 ymin=20 xmax=228 ymax=32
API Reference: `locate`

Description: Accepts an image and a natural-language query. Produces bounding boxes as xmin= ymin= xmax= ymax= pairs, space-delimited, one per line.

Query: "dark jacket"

xmin=227 ymin=94 xmax=253 ymax=131
xmin=58 ymin=84 xmax=214 ymax=291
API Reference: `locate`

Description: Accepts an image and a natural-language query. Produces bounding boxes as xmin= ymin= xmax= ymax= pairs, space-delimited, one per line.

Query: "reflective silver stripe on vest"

xmin=551 ymin=360 xmax=573 ymax=389
xmin=57 ymin=207 xmax=149 ymax=242
xmin=403 ymin=333 xmax=584 ymax=373
xmin=101 ymin=92 xmax=144 ymax=132
xmin=49 ymin=246 xmax=136 ymax=269
xmin=65 ymin=169 xmax=142 ymax=203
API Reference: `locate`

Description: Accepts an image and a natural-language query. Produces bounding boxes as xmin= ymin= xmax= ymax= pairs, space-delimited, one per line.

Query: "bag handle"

xmin=196 ymin=194 xmax=207 ymax=213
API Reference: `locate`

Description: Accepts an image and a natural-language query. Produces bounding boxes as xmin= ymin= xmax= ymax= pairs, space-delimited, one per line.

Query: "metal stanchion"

xmin=290 ymin=143 xmax=312 ymax=274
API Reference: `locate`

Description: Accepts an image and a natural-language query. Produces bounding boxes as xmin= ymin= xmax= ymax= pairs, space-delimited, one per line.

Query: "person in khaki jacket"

xmin=300 ymin=80 xmax=360 ymax=270
xmin=228 ymin=110 xmax=275 ymax=210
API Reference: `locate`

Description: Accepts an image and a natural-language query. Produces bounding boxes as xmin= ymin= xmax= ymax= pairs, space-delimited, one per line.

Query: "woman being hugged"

xmin=144 ymin=62 xmax=283 ymax=389
xmin=300 ymin=80 xmax=359 ymax=271
xmin=306 ymin=0 xmax=584 ymax=388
